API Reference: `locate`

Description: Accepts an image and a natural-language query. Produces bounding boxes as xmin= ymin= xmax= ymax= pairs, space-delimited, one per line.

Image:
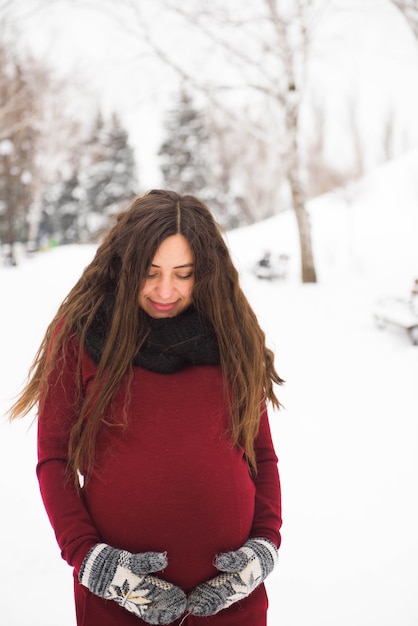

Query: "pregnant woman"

xmin=9 ymin=189 xmax=283 ymax=626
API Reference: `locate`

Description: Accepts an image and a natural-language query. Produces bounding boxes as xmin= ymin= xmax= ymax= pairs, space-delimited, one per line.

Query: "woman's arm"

xmin=250 ymin=407 xmax=282 ymax=548
xmin=37 ymin=335 xmax=101 ymax=573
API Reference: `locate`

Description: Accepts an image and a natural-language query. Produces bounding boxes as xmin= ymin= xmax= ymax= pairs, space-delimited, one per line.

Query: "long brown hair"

xmin=9 ymin=190 xmax=283 ymax=483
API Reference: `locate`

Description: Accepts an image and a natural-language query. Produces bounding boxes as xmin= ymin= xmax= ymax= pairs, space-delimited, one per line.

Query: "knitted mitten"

xmin=79 ymin=544 xmax=187 ymax=625
xmin=187 ymin=538 xmax=278 ymax=617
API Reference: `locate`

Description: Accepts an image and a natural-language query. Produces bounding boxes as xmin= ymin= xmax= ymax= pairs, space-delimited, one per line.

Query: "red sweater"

xmin=37 ymin=338 xmax=282 ymax=591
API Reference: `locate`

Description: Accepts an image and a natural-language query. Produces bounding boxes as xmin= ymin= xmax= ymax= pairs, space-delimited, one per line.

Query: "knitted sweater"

xmin=37 ymin=336 xmax=282 ymax=592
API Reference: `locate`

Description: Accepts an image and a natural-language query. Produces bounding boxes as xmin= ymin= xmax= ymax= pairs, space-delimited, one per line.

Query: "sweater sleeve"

xmin=250 ymin=407 xmax=282 ymax=548
xmin=36 ymin=334 xmax=101 ymax=573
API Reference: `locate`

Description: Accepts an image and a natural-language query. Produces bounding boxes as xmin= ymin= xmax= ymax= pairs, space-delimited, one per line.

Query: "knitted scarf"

xmin=84 ymin=301 xmax=220 ymax=374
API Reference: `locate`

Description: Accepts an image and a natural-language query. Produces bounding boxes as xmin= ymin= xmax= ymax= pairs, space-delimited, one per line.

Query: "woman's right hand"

xmin=79 ymin=543 xmax=187 ymax=625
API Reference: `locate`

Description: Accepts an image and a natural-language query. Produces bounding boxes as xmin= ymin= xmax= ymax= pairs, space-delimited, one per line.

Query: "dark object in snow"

xmin=373 ymin=282 xmax=418 ymax=345
xmin=254 ymin=252 xmax=289 ymax=280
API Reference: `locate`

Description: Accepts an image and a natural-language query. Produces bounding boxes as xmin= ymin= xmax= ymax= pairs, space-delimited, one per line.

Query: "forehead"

xmin=151 ymin=234 xmax=194 ymax=266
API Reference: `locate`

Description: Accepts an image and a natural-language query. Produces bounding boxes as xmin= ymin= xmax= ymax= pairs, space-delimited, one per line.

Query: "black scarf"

xmin=84 ymin=301 xmax=220 ymax=374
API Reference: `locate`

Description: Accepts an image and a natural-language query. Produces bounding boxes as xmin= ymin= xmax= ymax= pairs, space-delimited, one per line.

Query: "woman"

xmin=10 ymin=190 xmax=283 ymax=626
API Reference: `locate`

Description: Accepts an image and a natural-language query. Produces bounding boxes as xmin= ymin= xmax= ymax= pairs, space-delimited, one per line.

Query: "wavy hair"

xmin=9 ymin=190 xmax=283 ymax=483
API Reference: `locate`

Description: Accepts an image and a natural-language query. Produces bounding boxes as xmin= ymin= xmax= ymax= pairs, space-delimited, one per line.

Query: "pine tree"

xmin=39 ymin=171 xmax=85 ymax=245
xmin=81 ymin=111 xmax=139 ymax=219
xmin=159 ymin=89 xmax=210 ymax=195
xmin=40 ymin=111 xmax=139 ymax=244
xmin=158 ymin=88 xmax=253 ymax=230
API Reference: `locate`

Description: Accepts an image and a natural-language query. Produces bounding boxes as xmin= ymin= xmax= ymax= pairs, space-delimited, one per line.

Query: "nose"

xmin=155 ymin=275 xmax=175 ymax=300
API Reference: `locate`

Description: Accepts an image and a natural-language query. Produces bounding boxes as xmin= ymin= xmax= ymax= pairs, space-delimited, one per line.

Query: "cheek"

xmin=138 ymin=284 xmax=149 ymax=306
xmin=139 ymin=279 xmax=151 ymax=296
xmin=184 ymin=281 xmax=195 ymax=300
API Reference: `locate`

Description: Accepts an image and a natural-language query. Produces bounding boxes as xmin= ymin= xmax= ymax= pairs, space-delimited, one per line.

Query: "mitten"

xmin=187 ymin=538 xmax=278 ymax=617
xmin=79 ymin=543 xmax=187 ymax=625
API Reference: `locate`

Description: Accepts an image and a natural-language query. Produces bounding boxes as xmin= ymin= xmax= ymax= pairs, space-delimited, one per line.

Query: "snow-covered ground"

xmin=1 ymin=152 xmax=417 ymax=625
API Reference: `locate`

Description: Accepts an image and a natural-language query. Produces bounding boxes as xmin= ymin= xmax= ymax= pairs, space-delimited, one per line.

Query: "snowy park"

xmin=1 ymin=148 xmax=417 ymax=625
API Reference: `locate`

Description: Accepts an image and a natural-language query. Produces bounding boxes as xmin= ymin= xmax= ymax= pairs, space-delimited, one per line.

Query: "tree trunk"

xmin=289 ymin=175 xmax=317 ymax=283
xmin=284 ymin=90 xmax=317 ymax=283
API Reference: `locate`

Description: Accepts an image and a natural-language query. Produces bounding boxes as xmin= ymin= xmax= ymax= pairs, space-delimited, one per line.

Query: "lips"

xmin=149 ymin=300 xmax=178 ymax=313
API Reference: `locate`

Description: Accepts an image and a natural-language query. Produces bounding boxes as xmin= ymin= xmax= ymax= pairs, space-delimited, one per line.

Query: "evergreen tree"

xmin=159 ymin=89 xmax=210 ymax=195
xmin=40 ymin=111 xmax=139 ymax=244
xmin=158 ymin=88 xmax=251 ymax=230
xmin=81 ymin=111 xmax=139 ymax=218
xmin=39 ymin=170 xmax=86 ymax=245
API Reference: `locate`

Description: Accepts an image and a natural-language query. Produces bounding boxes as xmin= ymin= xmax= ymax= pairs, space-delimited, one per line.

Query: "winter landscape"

xmin=1 ymin=148 xmax=417 ymax=625
xmin=1 ymin=0 xmax=418 ymax=623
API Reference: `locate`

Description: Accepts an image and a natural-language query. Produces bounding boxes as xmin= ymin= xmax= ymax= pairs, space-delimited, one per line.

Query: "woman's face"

xmin=138 ymin=233 xmax=195 ymax=318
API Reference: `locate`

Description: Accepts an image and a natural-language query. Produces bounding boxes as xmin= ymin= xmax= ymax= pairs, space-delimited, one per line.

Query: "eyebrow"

xmin=150 ymin=262 xmax=194 ymax=269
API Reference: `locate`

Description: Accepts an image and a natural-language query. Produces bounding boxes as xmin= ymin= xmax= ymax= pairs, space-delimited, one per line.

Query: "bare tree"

xmin=381 ymin=108 xmax=396 ymax=163
xmin=9 ymin=0 xmax=339 ymax=281
xmin=0 ymin=38 xmax=44 ymax=257
xmin=206 ymin=100 xmax=286 ymax=228
xmin=345 ymin=96 xmax=366 ymax=180
xmin=0 ymin=21 xmax=92 ymax=254
xmin=70 ymin=0 xmax=323 ymax=281
xmin=262 ymin=0 xmax=319 ymax=282
xmin=304 ymin=100 xmax=352 ymax=198
xmin=390 ymin=0 xmax=418 ymax=39
xmin=155 ymin=0 xmax=321 ymax=281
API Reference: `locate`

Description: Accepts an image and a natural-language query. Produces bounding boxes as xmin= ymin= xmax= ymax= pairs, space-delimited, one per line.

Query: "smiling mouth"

xmin=150 ymin=300 xmax=178 ymax=311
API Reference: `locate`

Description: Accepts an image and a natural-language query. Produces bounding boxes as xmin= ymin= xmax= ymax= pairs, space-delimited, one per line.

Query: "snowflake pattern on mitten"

xmin=187 ymin=538 xmax=278 ymax=617
xmin=79 ymin=544 xmax=187 ymax=625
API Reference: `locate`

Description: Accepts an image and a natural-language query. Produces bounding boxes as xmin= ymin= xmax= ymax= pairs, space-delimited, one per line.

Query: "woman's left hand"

xmin=187 ymin=538 xmax=278 ymax=617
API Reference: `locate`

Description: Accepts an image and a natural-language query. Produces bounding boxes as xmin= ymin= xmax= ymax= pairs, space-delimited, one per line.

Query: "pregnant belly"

xmin=86 ymin=438 xmax=254 ymax=589
xmin=83 ymin=412 xmax=255 ymax=589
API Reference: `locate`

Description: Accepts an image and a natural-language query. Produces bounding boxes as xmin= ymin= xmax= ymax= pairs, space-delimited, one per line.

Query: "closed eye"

xmin=177 ymin=273 xmax=194 ymax=280
xmin=145 ymin=271 xmax=194 ymax=279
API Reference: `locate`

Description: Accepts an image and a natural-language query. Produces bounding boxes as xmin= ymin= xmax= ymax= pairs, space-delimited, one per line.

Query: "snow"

xmin=1 ymin=153 xmax=418 ymax=624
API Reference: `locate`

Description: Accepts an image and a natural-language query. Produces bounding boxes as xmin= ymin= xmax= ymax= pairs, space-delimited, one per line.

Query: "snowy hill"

xmin=227 ymin=148 xmax=418 ymax=292
xmin=1 ymin=152 xmax=417 ymax=626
